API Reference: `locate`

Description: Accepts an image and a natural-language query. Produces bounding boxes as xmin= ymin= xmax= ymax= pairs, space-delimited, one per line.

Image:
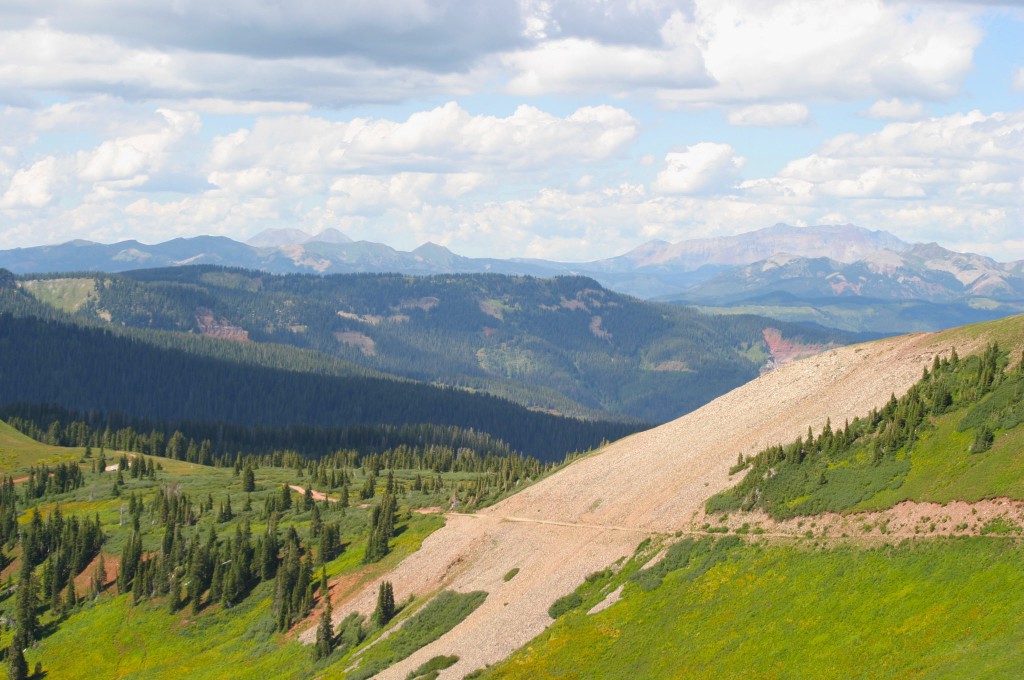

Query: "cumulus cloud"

xmin=0 ymin=1 xmax=988 ymax=109
xmin=0 ymin=24 xmax=490 ymax=107
xmin=1014 ymin=67 xmax=1024 ymax=90
xmin=660 ymin=0 xmax=981 ymax=106
xmin=327 ymin=173 xmax=484 ymax=215
xmin=208 ymin=102 xmax=638 ymax=176
xmin=653 ymin=143 xmax=745 ymax=195
xmin=0 ymin=157 xmax=60 ymax=208
xmin=727 ymin=103 xmax=810 ymax=127
xmin=0 ymin=0 xmax=526 ymax=69
xmin=505 ymin=12 xmax=710 ymax=96
xmin=77 ymin=109 xmax=199 ymax=185
xmin=864 ymin=98 xmax=928 ymax=121
xmin=773 ymin=110 xmax=1024 ymax=200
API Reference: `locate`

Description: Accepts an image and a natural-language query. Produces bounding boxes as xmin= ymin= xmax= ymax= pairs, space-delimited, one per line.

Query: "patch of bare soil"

xmin=763 ymin=327 xmax=836 ymax=366
xmin=651 ymin=359 xmax=690 ymax=372
xmin=316 ymin=328 xmax=1003 ymax=679
xmin=73 ymin=551 xmax=119 ymax=595
xmin=697 ymin=498 xmax=1024 ymax=540
xmin=589 ymin=315 xmax=611 ymax=340
xmin=479 ymin=300 xmax=504 ymax=320
xmin=335 ymin=331 xmax=376 ymax=356
xmin=195 ymin=307 xmax=249 ymax=342
xmin=399 ymin=297 xmax=440 ymax=312
xmin=414 ymin=506 xmax=443 ymax=515
xmin=288 ymin=485 xmax=337 ymax=503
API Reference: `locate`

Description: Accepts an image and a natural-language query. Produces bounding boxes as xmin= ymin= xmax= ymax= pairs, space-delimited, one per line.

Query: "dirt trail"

xmin=287 ymin=484 xmax=337 ymax=503
xmin=322 ymin=328 xmax=1001 ymax=680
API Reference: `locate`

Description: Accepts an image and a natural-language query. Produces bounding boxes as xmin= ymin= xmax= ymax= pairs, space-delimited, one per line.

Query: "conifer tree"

xmin=242 ymin=466 xmax=256 ymax=492
xmin=371 ymin=580 xmax=395 ymax=628
xmin=7 ymin=642 xmax=28 ymax=680
xmin=314 ymin=569 xmax=334 ymax=660
xmin=93 ymin=553 xmax=107 ymax=596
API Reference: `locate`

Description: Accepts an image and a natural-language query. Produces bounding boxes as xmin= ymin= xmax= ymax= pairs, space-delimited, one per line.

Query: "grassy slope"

xmin=24 ymin=515 xmax=445 ymax=679
xmin=484 ymin=538 xmax=1024 ymax=680
xmin=480 ymin=319 xmax=1024 ymax=679
xmin=856 ymin=413 xmax=1024 ymax=510
xmin=0 ymin=420 xmax=88 ymax=471
xmin=0 ymin=423 xmax=462 ymax=678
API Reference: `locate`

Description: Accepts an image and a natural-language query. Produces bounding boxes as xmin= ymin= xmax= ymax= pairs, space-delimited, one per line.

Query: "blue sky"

xmin=0 ymin=0 xmax=1022 ymax=262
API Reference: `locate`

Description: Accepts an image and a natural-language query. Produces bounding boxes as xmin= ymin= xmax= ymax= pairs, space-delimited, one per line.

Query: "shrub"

xmin=406 ymin=655 xmax=459 ymax=680
xmin=548 ymin=592 xmax=583 ymax=619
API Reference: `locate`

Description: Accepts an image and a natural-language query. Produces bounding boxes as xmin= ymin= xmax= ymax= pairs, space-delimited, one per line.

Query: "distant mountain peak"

xmin=309 ymin=228 xmax=352 ymax=245
xmin=246 ymin=228 xmax=314 ymax=248
xmin=412 ymin=242 xmax=455 ymax=257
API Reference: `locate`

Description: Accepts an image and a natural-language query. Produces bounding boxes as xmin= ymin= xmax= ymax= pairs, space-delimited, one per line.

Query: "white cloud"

xmin=0 ymin=24 xmax=489 ymax=107
xmin=77 ymin=109 xmax=199 ymax=184
xmin=504 ymin=12 xmax=710 ymax=96
xmin=327 ymin=173 xmax=484 ymax=215
xmin=727 ymin=103 xmax=810 ymax=127
xmin=769 ymin=110 xmax=1024 ymax=204
xmin=660 ymin=0 xmax=981 ymax=106
xmin=1 ymin=156 xmax=60 ymax=208
xmin=180 ymin=99 xmax=313 ymax=115
xmin=864 ymin=98 xmax=928 ymax=121
xmin=208 ymin=102 xmax=637 ymax=176
xmin=0 ymin=26 xmax=189 ymax=97
xmin=0 ymin=1 xmax=989 ymax=111
xmin=0 ymin=0 xmax=527 ymax=69
xmin=1014 ymin=67 xmax=1024 ymax=90
xmin=653 ymin=143 xmax=745 ymax=195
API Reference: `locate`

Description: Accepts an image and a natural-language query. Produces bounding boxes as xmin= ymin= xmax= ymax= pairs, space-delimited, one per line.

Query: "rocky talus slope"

xmin=321 ymin=326 xmax=996 ymax=679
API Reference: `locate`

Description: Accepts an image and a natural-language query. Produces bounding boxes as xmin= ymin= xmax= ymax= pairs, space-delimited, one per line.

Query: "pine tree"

xmin=7 ymin=642 xmax=28 ymax=680
xmin=169 ymin=572 xmax=182 ymax=613
xmin=313 ymin=570 xmax=334 ymax=660
xmin=12 ymin=559 xmax=37 ymax=665
xmin=371 ymin=581 xmax=395 ymax=628
xmin=93 ymin=553 xmax=107 ymax=596
xmin=242 ymin=466 xmax=256 ymax=492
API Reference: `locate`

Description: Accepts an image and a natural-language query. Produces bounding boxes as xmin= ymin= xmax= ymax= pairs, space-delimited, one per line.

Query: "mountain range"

xmin=2 ymin=223 xmax=1023 ymax=333
xmin=6 ymin=268 xmax=856 ymax=424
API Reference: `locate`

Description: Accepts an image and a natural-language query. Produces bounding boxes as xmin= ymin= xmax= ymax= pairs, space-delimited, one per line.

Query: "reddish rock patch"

xmin=763 ymin=327 xmax=834 ymax=366
xmin=195 ymin=307 xmax=249 ymax=342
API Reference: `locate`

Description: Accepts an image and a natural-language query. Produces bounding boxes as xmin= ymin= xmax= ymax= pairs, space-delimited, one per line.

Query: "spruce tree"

xmin=93 ymin=553 xmax=107 ymax=596
xmin=371 ymin=581 xmax=395 ymax=628
xmin=242 ymin=466 xmax=256 ymax=492
xmin=15 ymin=560 xmax=37 ymax=645
xmin=314 ymin=570 xmax=334 ymax=660
xmin=7 ymin=643 xmax=28 ymax=680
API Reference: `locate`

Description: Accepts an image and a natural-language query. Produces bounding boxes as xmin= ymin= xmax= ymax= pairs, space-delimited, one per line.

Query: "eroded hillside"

xmin=319 ymin=319 xmax=1014 ymax=678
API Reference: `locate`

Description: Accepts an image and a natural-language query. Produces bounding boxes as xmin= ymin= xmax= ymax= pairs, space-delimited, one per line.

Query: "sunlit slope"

xmin=0 ymin=420 xmax=84 ymax=472
xmin=332 ymin=315 xmax=1024 ymax=679
xmin=485 ymin=319 xmax=1009 ymax=532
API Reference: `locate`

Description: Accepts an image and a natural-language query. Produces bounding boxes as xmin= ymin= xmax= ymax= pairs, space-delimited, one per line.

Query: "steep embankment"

xmin=322 ymin=322 xmax=1008 ymax=679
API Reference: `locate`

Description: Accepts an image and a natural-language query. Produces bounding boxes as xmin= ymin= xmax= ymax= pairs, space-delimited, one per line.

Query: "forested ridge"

xmin=11 ymin=266 xmax=862 ymax=423
xmin=0 ymin=312 xmax=636 ymax=461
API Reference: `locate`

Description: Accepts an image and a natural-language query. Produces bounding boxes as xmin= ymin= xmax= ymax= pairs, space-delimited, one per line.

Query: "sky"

xmin=0 ymin=0 xmax=1022 ymax=262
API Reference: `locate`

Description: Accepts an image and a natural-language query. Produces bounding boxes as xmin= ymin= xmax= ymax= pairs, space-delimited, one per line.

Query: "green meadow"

xmin=484 ymin=537 xmax=1024 ymax=680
